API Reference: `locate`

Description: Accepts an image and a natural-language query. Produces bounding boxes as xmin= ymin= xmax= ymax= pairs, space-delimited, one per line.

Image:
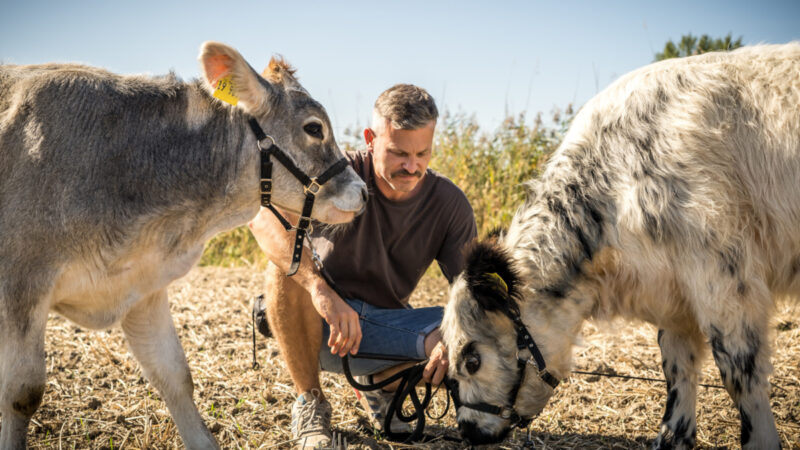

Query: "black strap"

xmin=513 ymin=315 xmax=559 ymax=390
xmin=342 ymin=354 xmax=433 ymax=443
xmin=248 ymin=117 xmax=349 ymax=277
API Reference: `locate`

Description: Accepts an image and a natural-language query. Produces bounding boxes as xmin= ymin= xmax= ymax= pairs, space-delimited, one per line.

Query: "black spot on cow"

xmin=737 ymin=281 xmax=747 ymax=296
xmin=672 ymin=416 xmax=691 ymax=444
xmin=719 ymin=247 xmax=741 ymax=277
xmin=656 ymin=86 xmax=670 ymax=106
xmin=732 ymin=378 xmax=743 ymax=396
xmin=541 ymin=280 xmax=571 ymax=299
xmin=665 ymin=176 xmax=690 ymax=207
xmin=663 ymin=388 xmax=679 ymax=423
xmin=738 ymin=327 xmax=760 ymax=386
xmin=791 ymin=256 xmax=800 ymax=277
xmin=12 ymin=383 xmax=45 ymax=418
xmin=739 ymin=407 xmax=753 ymax=446
xmin=676 ymin=73 xmax=690 ymax=89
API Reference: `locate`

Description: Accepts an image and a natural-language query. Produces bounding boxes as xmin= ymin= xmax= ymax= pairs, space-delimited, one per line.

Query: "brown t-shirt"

xmin=310 ymin=150 xmax=477 ymax=309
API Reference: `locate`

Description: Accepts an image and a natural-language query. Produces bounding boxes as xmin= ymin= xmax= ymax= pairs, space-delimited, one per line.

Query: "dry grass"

xmin=14 ymin=267 xmax=800 ymax=449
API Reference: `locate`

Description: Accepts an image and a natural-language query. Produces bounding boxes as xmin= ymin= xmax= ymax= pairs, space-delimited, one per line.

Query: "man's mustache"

xmin=391 ymin=170 xmax=422 ymax=178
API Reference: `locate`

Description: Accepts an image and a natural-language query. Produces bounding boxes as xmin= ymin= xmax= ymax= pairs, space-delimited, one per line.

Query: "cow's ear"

xmin=198 ymin=41 xmax=274 ymax=115
xmin=464 ymin=241 xmax=520 ymax=315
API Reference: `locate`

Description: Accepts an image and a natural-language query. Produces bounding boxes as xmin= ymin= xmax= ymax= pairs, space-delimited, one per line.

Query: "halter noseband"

xmin=446 ymin=309 xmax=560 ymax=430
xmin=248 ymin=117 xmax=349 ymax=276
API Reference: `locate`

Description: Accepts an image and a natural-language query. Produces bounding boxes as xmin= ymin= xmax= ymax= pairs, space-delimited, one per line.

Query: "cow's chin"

xmin=458 ymin=420 xmax=511 ymax=446
xmin=315 ymin=206 xmax=357 ymax=224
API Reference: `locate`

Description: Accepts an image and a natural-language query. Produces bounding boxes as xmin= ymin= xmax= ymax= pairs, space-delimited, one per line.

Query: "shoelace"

xmin=295 ymin=399 xmax=329 ymax=434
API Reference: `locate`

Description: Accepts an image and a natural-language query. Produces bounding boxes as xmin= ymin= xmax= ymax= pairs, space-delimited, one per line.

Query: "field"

xmin=20 ymin=266 xmax=800 ymax=449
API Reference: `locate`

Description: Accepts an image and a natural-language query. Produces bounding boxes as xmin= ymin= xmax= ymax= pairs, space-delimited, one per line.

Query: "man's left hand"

xmin=423 ymin=340 xmax=448 ymax=386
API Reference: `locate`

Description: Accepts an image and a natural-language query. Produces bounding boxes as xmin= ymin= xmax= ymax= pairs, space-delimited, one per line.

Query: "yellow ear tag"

xmin=213 ymin=75 xmax=239 ymax=106
xmin=486 ymin=272 xmax=508 ymax=293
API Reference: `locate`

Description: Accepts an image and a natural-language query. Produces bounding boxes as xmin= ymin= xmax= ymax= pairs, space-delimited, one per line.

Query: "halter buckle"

xmin=500 ymin=408 xmax=512 ymax=419
xmin=256 ymin=134 xmax=276 ymax=150
xmin=304 ymin=178 xmax=321 ymax=196
xmin=296 ymin=216 xmax=313 ymax=233
xmin=260 ymin=178 xmax=272 ymax=195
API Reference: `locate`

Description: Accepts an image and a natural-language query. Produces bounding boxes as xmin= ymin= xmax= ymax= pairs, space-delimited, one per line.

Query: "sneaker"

xmin=291 ymin=389 xmax=332 ymax=449
xmin=353 ymin=376 xmax=414 ymax=434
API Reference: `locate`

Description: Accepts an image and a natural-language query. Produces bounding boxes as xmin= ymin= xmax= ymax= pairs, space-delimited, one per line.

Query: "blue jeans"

xmin=318 ymin=298 xmax=443 ymax=376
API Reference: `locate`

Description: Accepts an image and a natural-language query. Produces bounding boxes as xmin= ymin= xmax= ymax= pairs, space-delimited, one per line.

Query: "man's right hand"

xmin=310 ymin=281 xmax=362 ymax=357
xmin=249 ymin=208 xmax=363 ymax=357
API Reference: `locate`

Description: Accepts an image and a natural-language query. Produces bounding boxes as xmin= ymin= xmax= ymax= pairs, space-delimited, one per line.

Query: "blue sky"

xmin=2 ymin=1 xmax=798 ymax=142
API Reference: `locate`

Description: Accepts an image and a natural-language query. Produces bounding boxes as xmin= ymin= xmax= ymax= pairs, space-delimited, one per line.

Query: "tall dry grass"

xmin=200 ymin=110 xmax=571 ymax=268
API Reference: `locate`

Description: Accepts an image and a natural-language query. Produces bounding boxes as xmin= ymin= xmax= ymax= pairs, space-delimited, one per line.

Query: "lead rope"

xmin=341 ymin=353 xmax=461 ymax=443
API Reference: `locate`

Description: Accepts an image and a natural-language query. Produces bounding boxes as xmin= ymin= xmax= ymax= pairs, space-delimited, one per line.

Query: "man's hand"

xmin=423 ymin=334 xmax=449 ymax=386
xmin=249 ymin=207 xmax=363 ymax=357
xmin=309 ymin=281 xmax=362 ymax=357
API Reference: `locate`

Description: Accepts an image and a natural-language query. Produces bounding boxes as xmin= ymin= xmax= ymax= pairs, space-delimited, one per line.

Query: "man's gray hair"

xmin=371 ymin=84 xmax=438 ymax=134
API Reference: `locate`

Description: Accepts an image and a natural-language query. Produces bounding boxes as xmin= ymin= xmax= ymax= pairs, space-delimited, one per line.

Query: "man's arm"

xmin=424 ymin=191 xmax=478 ymax=384
xmin=248 ymin=208 xmax=362 ymax=356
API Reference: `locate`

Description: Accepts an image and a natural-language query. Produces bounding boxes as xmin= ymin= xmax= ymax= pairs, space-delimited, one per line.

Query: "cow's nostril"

xmin=360 ymin=186 xmax=368 ymax=203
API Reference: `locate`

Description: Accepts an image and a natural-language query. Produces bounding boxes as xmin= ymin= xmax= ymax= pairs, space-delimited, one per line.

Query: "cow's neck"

xmin=142 ymin=83 xmax=260 ymax=253
xmin=502 ymin=170 xmax=617 ymax=379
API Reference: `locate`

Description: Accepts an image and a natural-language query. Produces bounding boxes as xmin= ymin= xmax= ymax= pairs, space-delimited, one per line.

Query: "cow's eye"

xmin=303 ymin=122 xmax=323 ymax=139
xmin=461 ymin=341 xmax=481 ymax=374
xmin=465 ymin=352 xmax=481 ymax=374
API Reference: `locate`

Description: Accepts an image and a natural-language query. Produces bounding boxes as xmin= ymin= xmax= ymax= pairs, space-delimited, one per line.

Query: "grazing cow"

xmin=0 ymin=42 xmax=367 ymax=449
xmin=442 ymin=43 xmax=799 ymax=449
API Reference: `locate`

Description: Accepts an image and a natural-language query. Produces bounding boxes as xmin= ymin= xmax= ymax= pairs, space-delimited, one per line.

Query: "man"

xmin=249 ymin=84 xmax=476 ymax=448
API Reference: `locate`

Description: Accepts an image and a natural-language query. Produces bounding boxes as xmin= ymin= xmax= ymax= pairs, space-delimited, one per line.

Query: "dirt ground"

xmin=11 ymin=266 xmax=800 ymax=449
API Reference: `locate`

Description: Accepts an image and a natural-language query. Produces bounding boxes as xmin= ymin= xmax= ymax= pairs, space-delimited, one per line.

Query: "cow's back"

xmin=0 ymin=64 xmax=239 ymax=262
xmin=553 ymin=43 xmax=800 ymax=296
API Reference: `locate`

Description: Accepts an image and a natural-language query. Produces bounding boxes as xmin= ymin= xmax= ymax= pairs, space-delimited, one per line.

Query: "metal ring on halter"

xmin=257 ymin=134 xmax=277 ymax=149
xmin=304 ymin=178 xmax=321 ymax=196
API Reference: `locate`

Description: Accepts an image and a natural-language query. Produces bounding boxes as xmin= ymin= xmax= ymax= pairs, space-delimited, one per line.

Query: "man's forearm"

xmin=249 ymin=207 xmax=362 ymax=356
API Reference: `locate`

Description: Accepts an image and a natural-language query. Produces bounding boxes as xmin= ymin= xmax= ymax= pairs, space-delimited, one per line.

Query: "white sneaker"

xmin=353 ymin=376 xmax=414 ymax=434
xmin=291 ymin=389 xmax=332 ymax=449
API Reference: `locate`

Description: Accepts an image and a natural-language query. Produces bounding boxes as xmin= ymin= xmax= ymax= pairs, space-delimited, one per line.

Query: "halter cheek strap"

xmin=447 ymin=308 xmax=560 ymax=430
xmin=248 ymin=117 xmax=349 ymax=276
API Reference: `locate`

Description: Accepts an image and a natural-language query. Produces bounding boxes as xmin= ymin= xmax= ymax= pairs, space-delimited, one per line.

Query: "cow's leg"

xmin=652 ymin=328 xmax=704 ymax=449
xmin=0 ymin=299 xmax=48 ymax=450
xmin=707 ymin=319 xmax=780 ymax=449
xmin=121 ymin=289 xmax=219 ymax=450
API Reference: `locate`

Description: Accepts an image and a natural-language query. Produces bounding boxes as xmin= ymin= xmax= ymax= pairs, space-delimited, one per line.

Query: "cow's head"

xmin=199 ymin=42 xmax=366 ymax=224
xmin=442 ymin=241 xmax=562 ymax=446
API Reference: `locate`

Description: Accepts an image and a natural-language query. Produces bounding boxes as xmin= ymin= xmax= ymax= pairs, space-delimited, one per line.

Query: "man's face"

xmin=366 ymin=119 xmax=435 ymax=201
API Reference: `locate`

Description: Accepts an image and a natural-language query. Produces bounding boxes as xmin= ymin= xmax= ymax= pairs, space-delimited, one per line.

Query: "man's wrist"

xmin=308 ymin=276 xmax=333 ymax=298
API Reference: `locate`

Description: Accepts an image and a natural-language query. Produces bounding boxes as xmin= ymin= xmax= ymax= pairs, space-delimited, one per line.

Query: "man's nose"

xmin=402 ymin=156 xmax=418 ymax=173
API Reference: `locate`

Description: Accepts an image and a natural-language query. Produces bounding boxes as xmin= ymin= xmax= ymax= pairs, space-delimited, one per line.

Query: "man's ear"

xmin=364 ymin=128 xmax=376 ymax=150
xmin=198 ymin=41 xmax=274 ymax=115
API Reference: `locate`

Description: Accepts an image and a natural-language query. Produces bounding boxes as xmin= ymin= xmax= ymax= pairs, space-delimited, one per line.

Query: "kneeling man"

xmin=249 ymin=84 xmax=476 ymax=448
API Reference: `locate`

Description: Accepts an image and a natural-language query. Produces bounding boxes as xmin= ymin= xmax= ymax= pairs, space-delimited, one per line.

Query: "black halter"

xmin=445 ymin=309 xmax=560 ymax=430
xmin=248 ymin=117 xmax=349 ymax=276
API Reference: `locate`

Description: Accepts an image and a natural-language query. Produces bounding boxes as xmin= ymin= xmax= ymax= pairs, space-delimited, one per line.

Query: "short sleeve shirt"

xmin=310 ymin=150 xmax=477 ymax=308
